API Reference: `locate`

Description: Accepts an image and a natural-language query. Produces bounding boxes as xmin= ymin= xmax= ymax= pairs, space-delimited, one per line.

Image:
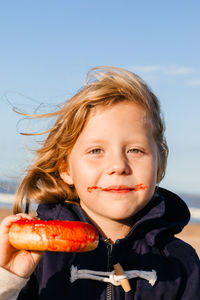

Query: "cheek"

xmin=140 ymin=156 xmax=157 ymax=176
xmin=74 ymin=157 xmax=102 ymax=179
xmin=71 ymin=165 xmax=95 ymax=195
xmin=138 ymin=156 xmax=158 ymax=191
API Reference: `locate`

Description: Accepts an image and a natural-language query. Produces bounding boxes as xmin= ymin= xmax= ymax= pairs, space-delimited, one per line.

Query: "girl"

xmin=0 ymin=66 xmax=200 ymax=299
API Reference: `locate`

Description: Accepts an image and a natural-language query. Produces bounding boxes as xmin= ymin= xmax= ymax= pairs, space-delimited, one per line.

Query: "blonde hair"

xmin=14 ymin=66 xmax=168 ymax=213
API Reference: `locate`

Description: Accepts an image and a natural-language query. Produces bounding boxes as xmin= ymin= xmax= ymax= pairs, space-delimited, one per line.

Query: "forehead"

xmin=88 ymin=101 xmax=152 ymax=127
xmin=80 ymin=101 xmax=154 ymax=139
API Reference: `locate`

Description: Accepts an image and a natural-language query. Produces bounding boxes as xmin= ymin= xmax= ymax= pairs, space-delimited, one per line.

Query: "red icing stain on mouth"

xmin=133 ymin=184 xmax=147 ymax=191
xmin=87 ymin=184 xmax=147 ymax=193
xmin=87 ymin=186 xmax=100 ymax=193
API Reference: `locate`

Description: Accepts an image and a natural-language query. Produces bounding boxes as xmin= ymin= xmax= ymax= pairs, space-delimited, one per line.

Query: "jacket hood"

xmin=123 ymin=187 xmax=191 ymax=247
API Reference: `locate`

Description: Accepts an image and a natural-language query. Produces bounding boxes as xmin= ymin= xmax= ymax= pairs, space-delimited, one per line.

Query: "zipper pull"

xmin=114 ymin=263 xmax=131 ymax=292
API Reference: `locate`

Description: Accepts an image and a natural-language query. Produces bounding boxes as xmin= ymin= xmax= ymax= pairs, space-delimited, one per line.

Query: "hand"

xmin=0 ymin=214 xmax=43 ymax=278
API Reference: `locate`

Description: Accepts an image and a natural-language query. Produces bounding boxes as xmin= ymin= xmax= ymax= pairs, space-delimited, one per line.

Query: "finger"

xmin=0 ymin=214 xmax=35 ymax=235
xmin=31 ymin=251 xmax=44 ymax=265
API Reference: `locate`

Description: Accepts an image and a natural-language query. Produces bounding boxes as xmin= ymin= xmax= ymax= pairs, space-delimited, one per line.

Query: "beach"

xmin=0 ymin=207 xmax=200 ymax=257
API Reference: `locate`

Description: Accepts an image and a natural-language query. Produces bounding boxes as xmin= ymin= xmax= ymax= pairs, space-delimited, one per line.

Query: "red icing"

xmin=87 ymin=186 xmax=100 ymax=192
xmin=132 ymin=184 xmax=147 ymax=191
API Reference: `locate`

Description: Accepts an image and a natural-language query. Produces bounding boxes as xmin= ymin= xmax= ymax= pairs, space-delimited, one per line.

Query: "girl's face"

xmin=60 ymin=102 xmax=158 ymax=225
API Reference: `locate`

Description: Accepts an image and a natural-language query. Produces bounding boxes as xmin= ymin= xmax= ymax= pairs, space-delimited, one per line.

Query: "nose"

xmin=106 ymin=152 xmax=131 ymax=176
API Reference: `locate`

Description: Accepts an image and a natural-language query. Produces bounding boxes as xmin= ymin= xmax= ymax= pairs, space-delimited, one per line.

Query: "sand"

xmin=1 ymin=207 xmax=200 ymax=257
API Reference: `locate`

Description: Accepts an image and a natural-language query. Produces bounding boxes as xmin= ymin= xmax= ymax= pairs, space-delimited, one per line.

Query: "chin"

xmin=112 ymin=201 xmax=149 ymax=221
xmin=109 ymin=208 xmax=138 ymax=222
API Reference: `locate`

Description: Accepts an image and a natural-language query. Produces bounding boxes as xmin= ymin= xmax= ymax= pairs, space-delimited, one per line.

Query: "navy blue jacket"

xmin=17 ymin=188 xmax=200 ymax=299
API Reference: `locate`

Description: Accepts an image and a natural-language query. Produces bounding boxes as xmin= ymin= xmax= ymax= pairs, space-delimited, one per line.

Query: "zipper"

xmin=105 ymin=239 xmax=113 ymax=300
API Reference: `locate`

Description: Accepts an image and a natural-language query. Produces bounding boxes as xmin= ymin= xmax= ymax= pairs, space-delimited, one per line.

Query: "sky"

xmin=0 ymin=0 xmax=200 ymax=195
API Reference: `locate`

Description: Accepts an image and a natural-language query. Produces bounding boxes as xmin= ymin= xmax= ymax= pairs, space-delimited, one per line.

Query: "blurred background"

xmin=0 ymin=0 xmax=200 ymax=201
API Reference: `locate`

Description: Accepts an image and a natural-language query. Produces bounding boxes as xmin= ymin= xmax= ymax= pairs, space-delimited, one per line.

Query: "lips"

xmin=102 ymin=186 xmax=135 ymax=193
xmin=87 ymin=184 xmax=147 ymax=193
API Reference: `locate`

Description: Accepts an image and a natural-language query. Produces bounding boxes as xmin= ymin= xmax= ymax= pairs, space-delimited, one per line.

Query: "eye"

xmin=127 ymin=148 xmax=142 ymax=154
xmin=89 ymin=148 xmax=103 ymax=154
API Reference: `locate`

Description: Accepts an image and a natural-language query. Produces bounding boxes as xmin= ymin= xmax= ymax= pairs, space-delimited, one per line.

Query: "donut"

xmin=9 ymin=219 xmax=99 ymax=252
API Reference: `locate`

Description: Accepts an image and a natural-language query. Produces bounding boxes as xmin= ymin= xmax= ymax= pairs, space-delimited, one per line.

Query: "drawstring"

xmin=70 ymin=265 xmax=157 ymax=287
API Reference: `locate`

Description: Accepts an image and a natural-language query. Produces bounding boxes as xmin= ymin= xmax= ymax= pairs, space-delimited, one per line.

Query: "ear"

xmin=59 ymin=161 xmax=74 ymax=185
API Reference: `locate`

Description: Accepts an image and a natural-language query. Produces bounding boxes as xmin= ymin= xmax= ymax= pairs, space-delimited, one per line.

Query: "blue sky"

xmin=1 ymin=0 xmax=200 ymax=195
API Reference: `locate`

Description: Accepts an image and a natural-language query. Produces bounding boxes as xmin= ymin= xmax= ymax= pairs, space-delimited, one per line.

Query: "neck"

xmin=82 ymin=209 xmax=134 ymax=243
xmin=99 ymin=220 xmax=132 ymax=243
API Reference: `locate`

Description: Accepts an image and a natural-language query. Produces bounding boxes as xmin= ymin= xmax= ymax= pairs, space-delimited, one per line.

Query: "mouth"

xmin=87 ymin=184 xmax=147 ymax=193
xmin=102 ymin=186 xmax=135 ymax=194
